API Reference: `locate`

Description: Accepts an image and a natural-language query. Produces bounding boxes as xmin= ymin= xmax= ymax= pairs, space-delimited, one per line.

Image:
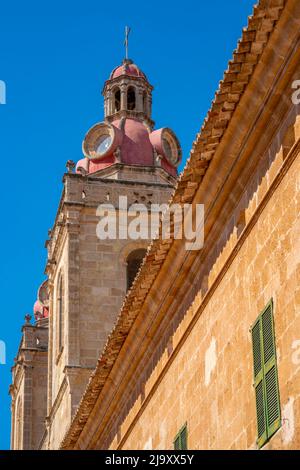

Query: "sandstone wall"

xmin=101 ymin=111 xmax=300 ymax=450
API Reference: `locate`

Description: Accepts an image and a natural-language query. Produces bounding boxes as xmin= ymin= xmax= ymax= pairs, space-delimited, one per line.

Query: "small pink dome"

xmin=33 ymin=300 xmax=48 ymax=321
xmin=33 ymin=300 xmax=44 ymax=321
xmin=76 ymin=158 xmax=89 ymax=175
xmin=110 ymin=61 xmax=147 ymax=80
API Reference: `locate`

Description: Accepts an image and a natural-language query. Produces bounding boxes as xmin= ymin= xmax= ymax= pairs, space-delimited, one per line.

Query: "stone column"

xmin=143 ymin=91 xmax=148 ymax=116
xmin=136 ymin=87 xmax=144 ymax=113
xmin=148 ymin=94 xmax=152 ymax=118
xmin=121 ymin=84 xmax=127 ymax=111
xmin=106 ymin=89 xmax=113 ymax=116
xmin=104 ymin=97 xmax=108 ymax=118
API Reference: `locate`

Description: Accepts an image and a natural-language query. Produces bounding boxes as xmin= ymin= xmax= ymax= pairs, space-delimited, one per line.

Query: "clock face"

xmin=82 ymin=123 xmax=116 ymax=160
xmin=163 ymin=138 xmax=173 ymax=161
xmin=162 ymin=130 xmax=181 ymax=166
xmin=96 ymin=134 xmax=112 ymax=156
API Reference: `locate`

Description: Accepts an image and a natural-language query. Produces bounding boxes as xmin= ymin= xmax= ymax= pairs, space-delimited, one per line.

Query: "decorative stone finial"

xmin=24 ymin=314 xmax=32 ymax=324
xmin=66 ymin=160 xmax=75 ymax=173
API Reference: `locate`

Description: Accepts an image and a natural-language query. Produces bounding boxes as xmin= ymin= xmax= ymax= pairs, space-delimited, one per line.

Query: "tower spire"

xmin=124 ymin=26 xmax=131 ymax=61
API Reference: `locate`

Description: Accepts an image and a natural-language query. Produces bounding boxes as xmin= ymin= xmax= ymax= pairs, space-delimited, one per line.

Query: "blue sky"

xmin=0 ymin=0 xmax=254 ymax=450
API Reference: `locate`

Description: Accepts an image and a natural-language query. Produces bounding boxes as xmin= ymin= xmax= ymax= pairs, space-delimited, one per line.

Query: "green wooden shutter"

xmin=252 ymin=300 xmax=281 ymax=448
xmin=180 ymin=425 xmax=187 ymax=450
xmin=174 ymin=435 xmax=180 ymax=450
xmin=173 ymin=424 xmax=187 ymax=450
xmin=252 ymin=318 xmax=267 ymax=448
xmin=261 ymin=303 xmax=281 ymax=439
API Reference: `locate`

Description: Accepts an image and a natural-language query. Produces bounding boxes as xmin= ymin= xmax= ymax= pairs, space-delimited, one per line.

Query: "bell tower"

xmin=11 ymin=52 xmax=182 ymax=450
xmin=103 ymin=58 xmax=154 ymax=129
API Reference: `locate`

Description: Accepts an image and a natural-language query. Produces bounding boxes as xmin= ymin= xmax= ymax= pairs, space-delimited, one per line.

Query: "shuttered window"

xmin=173 ymin=424 xmax=187 ymax=450
xmin=251 ymin=300 xmax=281 ymax=448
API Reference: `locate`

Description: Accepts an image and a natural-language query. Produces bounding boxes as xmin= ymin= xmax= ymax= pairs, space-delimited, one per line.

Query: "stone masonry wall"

xmin=101 ymin=112 xmax=300 ymax=450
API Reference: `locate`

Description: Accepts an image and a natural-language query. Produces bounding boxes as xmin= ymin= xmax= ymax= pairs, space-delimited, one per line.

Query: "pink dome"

xmin=115 ymin=118 xmax=153 ymax=165
xmin=110 ymin=62 xmax=147 ymax=80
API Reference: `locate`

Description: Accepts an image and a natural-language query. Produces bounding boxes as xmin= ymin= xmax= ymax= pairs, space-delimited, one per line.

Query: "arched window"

xmin=15 ymin=397 xmax=23 ymax=450
xmin=127 ymin=86 xmax=136 ymax=111
xmin=57 ymin=274 xmax=64 ymax=352
xmin=114 ymin=88 xmax=121 ymax=112
xmin=126 ymin=249 xmax=147 ymax=291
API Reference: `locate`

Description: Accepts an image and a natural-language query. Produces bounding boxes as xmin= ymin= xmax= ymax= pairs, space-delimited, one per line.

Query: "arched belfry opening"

xmin=114 ymin=88 xmax=121 ymax=112
xmin=127 ymin=86 xmax=136 ymax=111
xmin=126 ymin=248 xmax=147 ymax=291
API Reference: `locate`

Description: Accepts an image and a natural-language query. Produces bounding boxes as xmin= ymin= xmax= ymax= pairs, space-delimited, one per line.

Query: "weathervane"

xmin=124 ymin=26 xmax=131 ymax=60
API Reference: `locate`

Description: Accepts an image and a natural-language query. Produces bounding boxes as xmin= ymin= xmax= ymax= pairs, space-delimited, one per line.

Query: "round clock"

xmin=96 ymin=133 xmax=113 ymax=156
xmin=161 ymin=128 xmax=182 ymax=166
xmin=82 ymin=123 xmax=118 ymax=160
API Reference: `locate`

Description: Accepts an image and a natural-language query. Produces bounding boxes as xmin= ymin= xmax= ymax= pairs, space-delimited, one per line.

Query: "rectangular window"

xmin=173 ymin=424 xmax=187 ymax=450
xmin=251 ymin=300 xmax=281 ymax=448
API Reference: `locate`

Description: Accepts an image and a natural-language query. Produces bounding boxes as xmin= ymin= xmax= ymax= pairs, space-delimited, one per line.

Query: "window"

xmin=114 ymin=88 xmax=121 ymax=112
xmin=127 ymin=86 xmax=136 ymax=111
xmin=251 ymin=300 xmax=281 ymax=448
xmin=57 ymin=274 xmax=64 ymax=353
xmin=126 ymin=249 xmax=147 ymax=291
xmin=174 ymin=424 xmax=187 ymax=450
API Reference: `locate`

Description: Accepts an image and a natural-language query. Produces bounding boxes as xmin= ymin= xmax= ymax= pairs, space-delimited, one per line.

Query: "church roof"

xmin=60 ymin=0 xmax=287 ymax=449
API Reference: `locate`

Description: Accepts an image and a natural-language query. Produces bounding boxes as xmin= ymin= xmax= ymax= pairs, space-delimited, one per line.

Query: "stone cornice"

xmin=65 ymin=165 xmax=176 ymax=188
xmin=60 ymin=0 xmax=291 ymax=449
